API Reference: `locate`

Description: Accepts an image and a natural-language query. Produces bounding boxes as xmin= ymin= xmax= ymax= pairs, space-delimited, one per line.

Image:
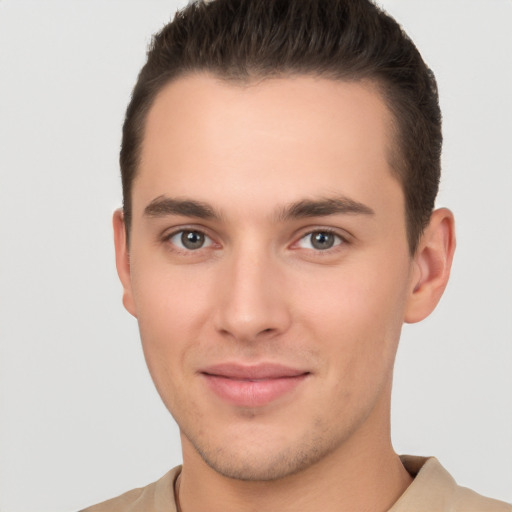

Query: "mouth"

xmin=199 ymin=363 xmax=310 ymax=408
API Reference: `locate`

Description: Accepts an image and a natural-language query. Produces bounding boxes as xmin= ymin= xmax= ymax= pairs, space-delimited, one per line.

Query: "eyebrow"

xmin=143 ymin=195 xmax=374 ymax=221
xmin=144 ymin=196 xmax=221 ymax=220
xmin=276 ymin=196 xmax=375 ymax=221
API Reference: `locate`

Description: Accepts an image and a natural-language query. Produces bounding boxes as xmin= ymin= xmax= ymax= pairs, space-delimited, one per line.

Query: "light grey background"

xmin=0 ymin=1 xmax=510 ymax=511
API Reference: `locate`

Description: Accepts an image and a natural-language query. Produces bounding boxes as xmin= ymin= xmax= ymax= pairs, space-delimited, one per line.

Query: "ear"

xmin=113 ymin=209 xmax=137 ymax=317
xmin=404 ymin=208 xmax=456 ymax=323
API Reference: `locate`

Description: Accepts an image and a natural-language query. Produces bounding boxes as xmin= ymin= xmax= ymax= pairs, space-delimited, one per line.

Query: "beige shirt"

xmin=80 ymin=456 xmax=511 ymax=512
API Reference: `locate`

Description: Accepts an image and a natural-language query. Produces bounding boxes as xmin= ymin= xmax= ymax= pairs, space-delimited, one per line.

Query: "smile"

xmin=200 ymin=363 xmax=310 ymax=407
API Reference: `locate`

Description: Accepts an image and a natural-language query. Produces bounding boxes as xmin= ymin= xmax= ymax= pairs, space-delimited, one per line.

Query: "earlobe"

xmin=113 ymin=209 xmax=137 ymax=317
xmin=404 ymin=208 xmax=456 ymax=323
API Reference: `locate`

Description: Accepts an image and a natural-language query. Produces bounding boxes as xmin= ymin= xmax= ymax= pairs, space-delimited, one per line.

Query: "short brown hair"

xmin=120 ymin=0 xmax=442 ymax=253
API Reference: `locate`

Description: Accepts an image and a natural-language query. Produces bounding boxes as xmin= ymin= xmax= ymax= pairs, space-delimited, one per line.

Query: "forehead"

xmin=136 ymin=74 xmax=401 ymax=217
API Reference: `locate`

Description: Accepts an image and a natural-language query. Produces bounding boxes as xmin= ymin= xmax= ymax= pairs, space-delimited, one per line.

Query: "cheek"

xmin=132 ymin=259 xmax=214 ymax=333
xmin=299 ymin=256 xmax=411 ymax=376
xmin=130 ymin=264 xmax=215 ymax=391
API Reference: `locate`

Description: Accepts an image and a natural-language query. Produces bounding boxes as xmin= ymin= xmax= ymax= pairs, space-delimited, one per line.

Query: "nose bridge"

xmin=214 ymin=238 xmax=290 ymax=341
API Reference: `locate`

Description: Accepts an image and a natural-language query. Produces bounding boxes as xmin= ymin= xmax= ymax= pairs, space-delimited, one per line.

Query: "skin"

xmin=114 ymin=74 xmax=455 ymax=512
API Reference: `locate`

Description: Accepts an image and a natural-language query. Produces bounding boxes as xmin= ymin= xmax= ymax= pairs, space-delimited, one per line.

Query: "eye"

xmin=297 ymin=230 xmax=344 ymax=251
xmin=168 ymin=229 xmax=213 ymax=251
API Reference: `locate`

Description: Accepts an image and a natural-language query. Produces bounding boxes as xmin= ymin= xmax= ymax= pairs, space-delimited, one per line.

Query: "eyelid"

xmin=158 ymin=224 xmax=351 ymax=253
xmin=290 ymin=226 xmax=352 ymax=251
xmin=161 ymin=225 xmax=220 ymax=251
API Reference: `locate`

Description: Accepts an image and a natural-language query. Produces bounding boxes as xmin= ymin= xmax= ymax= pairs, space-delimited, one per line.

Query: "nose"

xmin=213 ymin=246 xmax=292 ymax=343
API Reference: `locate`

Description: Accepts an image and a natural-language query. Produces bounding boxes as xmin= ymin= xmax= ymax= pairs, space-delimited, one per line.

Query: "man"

xmin=82 ymin=0 xmax=510 ymax=510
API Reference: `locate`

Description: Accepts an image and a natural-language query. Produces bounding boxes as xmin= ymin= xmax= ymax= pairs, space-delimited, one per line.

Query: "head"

xmin=114 ymin=0 xmax=455 ymax=483
xmin=120 ymin=0 xmax=442 ymax=255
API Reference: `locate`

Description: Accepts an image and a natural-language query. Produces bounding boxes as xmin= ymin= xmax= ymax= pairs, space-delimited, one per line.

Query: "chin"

xmin=182 ymin=425 xmax=337 ymax=482
xmin=201 ymin=446 xmax=323 ymax=482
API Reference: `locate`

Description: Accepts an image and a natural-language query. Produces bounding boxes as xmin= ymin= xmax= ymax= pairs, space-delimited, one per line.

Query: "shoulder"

xmin=393 ymin=456 xmax=511 ymax=512
xmin=451 ymin=484 xmax=512 ymax=512
xmin=79 ymin=467 xmax=180 ymax=512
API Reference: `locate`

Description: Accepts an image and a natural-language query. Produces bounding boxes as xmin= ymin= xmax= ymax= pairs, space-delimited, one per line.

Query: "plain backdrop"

xmin=0 ymin=1 xmax=511 ymax=511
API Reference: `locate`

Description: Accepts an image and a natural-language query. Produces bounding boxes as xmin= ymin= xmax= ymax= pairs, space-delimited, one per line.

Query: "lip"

xmin=200 ymin=363 xmax=310 ymax=407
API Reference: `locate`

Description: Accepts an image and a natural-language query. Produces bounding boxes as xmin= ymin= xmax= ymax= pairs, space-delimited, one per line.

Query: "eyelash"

xmin=162 ymin=228 xmax=216 ymax=253
xmin=294 ymin=229 xmax=347 ymax=252
xmin=161 ymin=227 xmax=349 ymax=254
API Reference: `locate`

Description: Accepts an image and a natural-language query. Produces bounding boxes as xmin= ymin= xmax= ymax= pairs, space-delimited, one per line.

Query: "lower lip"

xmin=202 ymin=373 xmax=308 ymax=407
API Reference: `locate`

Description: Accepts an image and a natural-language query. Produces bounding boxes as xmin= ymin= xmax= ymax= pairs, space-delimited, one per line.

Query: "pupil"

xmin=182 ymin=231 xmax=204 ymax=249
xmin=312 ymin=232 xmax=334 ymax=250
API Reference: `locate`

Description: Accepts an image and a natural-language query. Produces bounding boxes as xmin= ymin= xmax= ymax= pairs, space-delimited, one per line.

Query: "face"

xmin=117 ymin=74 xmax=420 ymax=481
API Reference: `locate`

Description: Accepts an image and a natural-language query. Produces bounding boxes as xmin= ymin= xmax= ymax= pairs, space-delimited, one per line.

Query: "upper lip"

xmin=200 ymin=363 xmax=309 ymax=380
